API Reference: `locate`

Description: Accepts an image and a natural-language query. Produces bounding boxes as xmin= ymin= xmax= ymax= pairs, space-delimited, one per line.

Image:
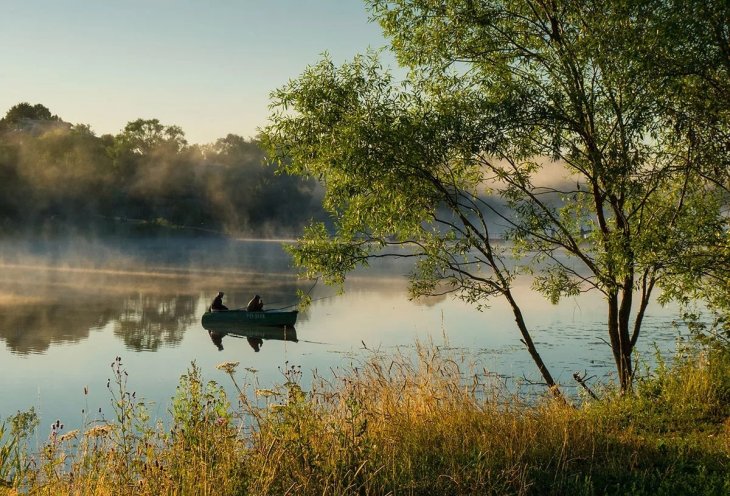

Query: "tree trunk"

xmin=618 ymin=283 xmax=634 ymax=390
xmin=504 ymin=289 xmax=563 ymax=399
xmin=608 ymin=289 xmax=634 ymax=392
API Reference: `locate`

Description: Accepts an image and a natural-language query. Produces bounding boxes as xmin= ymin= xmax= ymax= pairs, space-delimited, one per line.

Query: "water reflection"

xmin=204 ymin=324 xmax=299 ymax=353
xmin=247 ymin=337 xmax=263 ymax=352
xmin=0 ymin=250 xmax=309 ymax=354
xmin=0 ymin=263 xmax=121 ymax=353
xmin=208 ymin=330 xmax=225 ymax=350
xmin=0 ymin=237 xmax=692 ymax=433
xmin=0 ymin=302 xmax=118 ymax=354
xmin=114 ymin=294 xmax=197 ymax=351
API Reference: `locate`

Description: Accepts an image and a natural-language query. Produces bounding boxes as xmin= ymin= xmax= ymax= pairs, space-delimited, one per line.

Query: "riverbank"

xmin=2 ymin=340 xmax=729 ymax=495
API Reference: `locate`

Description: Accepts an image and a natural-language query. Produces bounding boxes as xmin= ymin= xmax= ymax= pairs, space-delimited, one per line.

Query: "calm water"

xmin=0 ymin=237 xmax=688 ymax=431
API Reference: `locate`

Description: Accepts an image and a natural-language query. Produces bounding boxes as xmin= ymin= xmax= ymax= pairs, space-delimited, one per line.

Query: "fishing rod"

xmin=222 ymin=331 xmax=331 ymax=346
xmin=264 ymin=295 xmax=336 ymax=311
xmin=262 ymin=278 xmax=336 ymax=311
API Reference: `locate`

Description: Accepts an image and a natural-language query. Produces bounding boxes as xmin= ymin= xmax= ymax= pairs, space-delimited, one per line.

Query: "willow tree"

xmin=262 ymin=0 xmax=729 ymax=392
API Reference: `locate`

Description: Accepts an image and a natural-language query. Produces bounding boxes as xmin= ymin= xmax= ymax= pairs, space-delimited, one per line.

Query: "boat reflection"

xmin=204 ymin=323 xmax=298 ymax=352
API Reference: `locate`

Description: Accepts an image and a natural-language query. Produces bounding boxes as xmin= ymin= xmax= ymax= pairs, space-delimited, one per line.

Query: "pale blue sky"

xmin=0 ymin=1 xmax=391 ymax=143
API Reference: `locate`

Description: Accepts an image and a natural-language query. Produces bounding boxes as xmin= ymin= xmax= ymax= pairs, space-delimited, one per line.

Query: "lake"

xmin=0 ymin=236 xmax=689 ymax=432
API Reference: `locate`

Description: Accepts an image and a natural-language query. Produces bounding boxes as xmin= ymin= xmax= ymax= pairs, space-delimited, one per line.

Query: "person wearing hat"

xmin=209 ymin=291 xmax=229 ymax=312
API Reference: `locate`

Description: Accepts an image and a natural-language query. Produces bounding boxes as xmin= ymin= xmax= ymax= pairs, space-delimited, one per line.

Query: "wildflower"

xmin=59 ymin=430 xmax=79 ymax=442
xmin=86 ymin=424 xmax=113 ymax=437
xmin=216 ymin=361 xmax=240 ymax=374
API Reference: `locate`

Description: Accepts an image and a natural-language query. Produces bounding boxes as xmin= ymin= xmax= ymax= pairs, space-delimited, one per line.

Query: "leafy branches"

xmin=263 ymin=0 xmax=728 ymax=393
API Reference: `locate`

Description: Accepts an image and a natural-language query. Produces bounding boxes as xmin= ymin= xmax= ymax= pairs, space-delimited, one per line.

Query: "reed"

xmin=1 ymin=341 xmax=728 ymax=495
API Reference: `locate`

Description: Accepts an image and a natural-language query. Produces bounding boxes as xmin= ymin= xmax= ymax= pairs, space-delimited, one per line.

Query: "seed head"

xmin=216 ymin=361 xmax=240 ymax=374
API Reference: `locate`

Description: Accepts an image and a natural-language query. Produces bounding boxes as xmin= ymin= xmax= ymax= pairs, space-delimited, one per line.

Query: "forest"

xmin=0 ymin=103 xmax=326 ymax=238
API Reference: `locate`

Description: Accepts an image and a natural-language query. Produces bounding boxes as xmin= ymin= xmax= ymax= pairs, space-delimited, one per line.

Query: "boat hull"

xmin=201 ymin=310 xmax=298 ymax=328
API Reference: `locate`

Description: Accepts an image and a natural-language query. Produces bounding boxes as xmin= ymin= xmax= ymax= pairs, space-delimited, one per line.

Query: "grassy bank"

xmin=2 ymin=342 xmax=729 ymax=495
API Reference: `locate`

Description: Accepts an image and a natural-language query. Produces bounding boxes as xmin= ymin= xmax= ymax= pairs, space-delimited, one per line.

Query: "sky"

xmin=0 ymin=0 xmax=393 ymax=144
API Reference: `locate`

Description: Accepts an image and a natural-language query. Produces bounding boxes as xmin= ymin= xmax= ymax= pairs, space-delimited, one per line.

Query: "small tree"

xmin=0 ymin=102 xmax=58 ymax=131
xmin=262 ymin=0 xmax=728 ymax=392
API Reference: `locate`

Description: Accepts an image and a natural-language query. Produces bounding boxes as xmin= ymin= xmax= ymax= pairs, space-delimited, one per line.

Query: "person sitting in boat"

xmin=246 ymin=294 xmax=263 ymax=312
xmin=209 ymin=291 xmax=228 ymax=312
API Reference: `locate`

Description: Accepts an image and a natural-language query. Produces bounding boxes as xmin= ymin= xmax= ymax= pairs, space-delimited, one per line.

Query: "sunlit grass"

xmin=2 ymin=341 xmax=729 ymax=495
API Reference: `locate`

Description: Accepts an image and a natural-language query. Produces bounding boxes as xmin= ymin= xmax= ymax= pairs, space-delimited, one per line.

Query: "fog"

xmin=0 ymin=227 xmax=462 ymax=358
xmin=0 ymin=104 xmax=327 ymax=239
xmin=0 ymin=236 xmax=318 ymax=354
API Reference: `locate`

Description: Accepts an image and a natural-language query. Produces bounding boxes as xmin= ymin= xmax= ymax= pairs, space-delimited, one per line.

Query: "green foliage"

xmin=262 ymin=51 xmax=521 ymax=302
xmin=115 ymin=119 xmax=187 ymax=155
xmin=0 ymin=408 xmax=38 ymax=489
xmin=162 ymin=362 xmax=242 ymax=495
xmin=601 ymin=344 xmax=730 ymax=433
xmin=105 ymin=356 xmax=153 ymax=486
xmin=0 ymin=104 xmax=325 ymax=237
xmin=0 ymin=102 xmax=58 ymax=131
xmin=262 ymin=0 xmax=729 ymax=391
xmin=170 ymin=361 xmax=231 ymax=447
xmin=532 ymin=267 xmax=581 ymax=305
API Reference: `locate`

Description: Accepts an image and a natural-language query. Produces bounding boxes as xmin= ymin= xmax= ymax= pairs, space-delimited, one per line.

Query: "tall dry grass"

xmin=232 ymin=341 xmax=730 ymax=495
xmin=2 ymin=341 xmax=729 ymax=495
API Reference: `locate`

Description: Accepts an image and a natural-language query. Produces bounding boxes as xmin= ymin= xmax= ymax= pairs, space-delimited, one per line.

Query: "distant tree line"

xmin=0 ymin=102 xmax=326 ymax=237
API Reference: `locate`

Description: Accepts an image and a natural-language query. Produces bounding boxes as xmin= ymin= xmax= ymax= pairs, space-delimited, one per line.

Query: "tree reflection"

xmin=0 ymin=238 xmax=401 ymax=356
xmin=0 ymin=302 xmax=117 ymax=354
xmin=0 ymin=259 xmax=206 ymax=354
xmin=113 ymin=294 xmax=197 ymax=351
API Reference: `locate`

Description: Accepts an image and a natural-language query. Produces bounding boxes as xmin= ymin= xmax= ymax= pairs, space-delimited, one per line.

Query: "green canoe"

xmin=201 ymin=309 xmax=298 ymax=328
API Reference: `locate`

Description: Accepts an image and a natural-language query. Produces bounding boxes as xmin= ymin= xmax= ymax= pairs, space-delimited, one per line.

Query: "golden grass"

xmin=3 ymin=342 xmax=729 ymax=495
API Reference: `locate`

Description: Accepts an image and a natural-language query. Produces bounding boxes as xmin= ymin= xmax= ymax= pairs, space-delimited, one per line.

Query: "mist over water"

xmin=0 ymin=236 xmax=689 ymax=431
